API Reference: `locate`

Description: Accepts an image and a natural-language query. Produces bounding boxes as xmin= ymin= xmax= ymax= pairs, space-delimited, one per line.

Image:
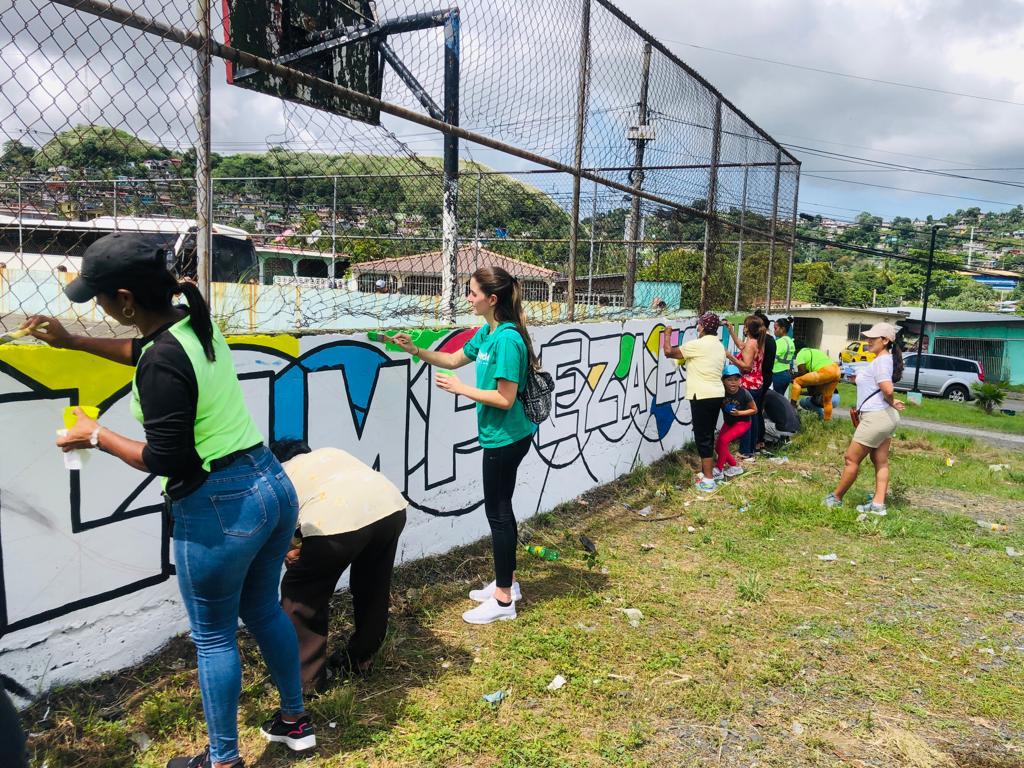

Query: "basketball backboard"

xmin=222 ymin=0 xmax=384 ymax=125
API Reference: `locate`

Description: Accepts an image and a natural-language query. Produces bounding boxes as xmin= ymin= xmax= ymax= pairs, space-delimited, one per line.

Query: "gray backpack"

xmin=500 ymin=324 xmax=553 ymax=423
xmin=519 ymin=366 xmax=555 ymax=423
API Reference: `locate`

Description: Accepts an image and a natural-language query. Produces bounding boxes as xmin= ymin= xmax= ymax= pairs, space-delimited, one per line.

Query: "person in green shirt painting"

xmin=771 ymin=317 xmax=796 ymax=395
xmin=21 ymin=234 xmax=313 ymax=768
xmin=391 ymin=266 xmax=538 ymax=625
xmin=789 ymin=344 xmax=841 ymax=421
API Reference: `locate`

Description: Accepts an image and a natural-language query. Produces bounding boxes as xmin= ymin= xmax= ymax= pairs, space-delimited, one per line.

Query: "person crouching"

xmin=714 ymin=364 xmax=758 ymax=481
xmin=271 ymin=441 xmax=407 ymax=694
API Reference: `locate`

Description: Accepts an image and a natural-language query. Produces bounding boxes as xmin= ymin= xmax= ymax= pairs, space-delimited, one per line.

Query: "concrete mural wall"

xmin=0 ymin=318 xmax=698 ymax=695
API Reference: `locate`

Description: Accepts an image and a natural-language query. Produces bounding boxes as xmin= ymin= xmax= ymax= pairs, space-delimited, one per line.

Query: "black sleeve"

xmin=135 ymin=338 xmax=202 ymax=478
xmin=761 ymin=335 xmax=776 ymax=378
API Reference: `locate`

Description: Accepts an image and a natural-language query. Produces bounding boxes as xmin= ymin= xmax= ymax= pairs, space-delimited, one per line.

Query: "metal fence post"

xmin=587 ymin=174 xmax=597 ymax=307
xmin=16 ymin=182 xmax=23 ymax=254
xmin=765 ymin=149 xmax=781 ymax=310
xmin=733 ymin=164 xmax=747 ymax=313
xmin=698 ymin=98 xmax=722 ymax=315
xmin=194 ymin=0 xmax=212 ymax=300
xmin=785 ymin=164 xmax=800 ymax=310
xmin=566 ymin=0 xmax=591 ymax=320
xmin=331 ymin=175 xmax=337 ymax=281
xmin=624 ymin=42 xmax=652 ymax=309
xmin=439 ymin=9 xmax=461 ymax=325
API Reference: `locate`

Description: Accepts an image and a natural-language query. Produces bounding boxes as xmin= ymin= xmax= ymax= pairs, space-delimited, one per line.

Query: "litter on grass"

xmin=483 ymin=690 xmax=506 ymax=704
xmin=817 ymin=553 xmax=838 ymax=562
xmin=546 ymin=674 xmax=567 ymax=691
xmin=620 ymin=608 xmax=644 ymax=627
xmin=977 ymin=520 xmax=1009 ymax=532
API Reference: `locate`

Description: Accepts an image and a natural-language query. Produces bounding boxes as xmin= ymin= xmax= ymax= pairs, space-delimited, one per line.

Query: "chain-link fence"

xmin=0 ymin=0 xmax=799 ymax=335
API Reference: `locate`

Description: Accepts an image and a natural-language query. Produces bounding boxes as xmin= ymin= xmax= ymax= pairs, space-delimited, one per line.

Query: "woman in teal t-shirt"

xmin=393 ymin=266 xmax=537 ymax=625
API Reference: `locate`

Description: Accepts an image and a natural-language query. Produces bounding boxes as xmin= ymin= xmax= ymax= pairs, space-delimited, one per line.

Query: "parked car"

xmin=895 ymin=353 xmax=984 ymax=401
xmin=839 ymin=341 xmax=877 ymax=364
xmin=841 ymin=353 xmax=983 ymax=402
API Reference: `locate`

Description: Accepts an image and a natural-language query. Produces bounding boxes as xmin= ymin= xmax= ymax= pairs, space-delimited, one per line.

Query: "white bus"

xmin=0 ymin=215 xmax=259 ymax=282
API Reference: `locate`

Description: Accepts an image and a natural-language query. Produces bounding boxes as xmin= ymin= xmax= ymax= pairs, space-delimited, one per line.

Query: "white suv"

xmin=896 ymin=353 xmax=984 ymax=401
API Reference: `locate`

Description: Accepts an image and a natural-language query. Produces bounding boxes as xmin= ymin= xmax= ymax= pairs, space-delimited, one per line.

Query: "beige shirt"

xmin=283 ymin=447 xmax=406 ymax=537
xmin=676 ymin=334 xmax=726 ymax=400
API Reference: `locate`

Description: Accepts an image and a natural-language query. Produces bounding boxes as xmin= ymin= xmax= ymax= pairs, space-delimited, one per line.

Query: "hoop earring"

xmin=123 ymin=307 xmax=136 ymax=321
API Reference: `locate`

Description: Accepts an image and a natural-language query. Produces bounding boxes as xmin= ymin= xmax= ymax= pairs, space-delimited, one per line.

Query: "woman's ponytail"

xmin=889 ymin=341 xmax=904 ymax=383
xmin=177 ymin=280 xmax=216 ymax=362
xmin=509 ymin=277 xmax=540 ymax=372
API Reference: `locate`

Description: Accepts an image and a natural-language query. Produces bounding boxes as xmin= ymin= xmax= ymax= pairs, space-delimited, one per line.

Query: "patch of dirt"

xmin=908 ymin=488 xmax=1024 ymax=521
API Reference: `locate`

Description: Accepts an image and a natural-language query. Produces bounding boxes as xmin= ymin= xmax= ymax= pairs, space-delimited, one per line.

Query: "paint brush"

xmin=0 ymin=321 xmax=47 ymax=345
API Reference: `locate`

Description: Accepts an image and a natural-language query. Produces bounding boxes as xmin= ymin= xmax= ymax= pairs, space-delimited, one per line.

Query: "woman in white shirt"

xmin=824 ymin=323 xmax=906 ymax=516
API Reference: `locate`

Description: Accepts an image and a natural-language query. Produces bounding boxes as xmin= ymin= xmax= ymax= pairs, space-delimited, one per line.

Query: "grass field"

xmin=835 ymin=382 xmax=1024 ymax=436
xmin=24 ymin=419 xmax=1024 ymax=767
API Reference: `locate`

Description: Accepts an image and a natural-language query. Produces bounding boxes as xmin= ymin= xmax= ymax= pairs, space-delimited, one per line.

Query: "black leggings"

xmin=482 ymin=434 xmax=532 ymax=588
xmin=690 ymin=396 xmax=725 ymax=459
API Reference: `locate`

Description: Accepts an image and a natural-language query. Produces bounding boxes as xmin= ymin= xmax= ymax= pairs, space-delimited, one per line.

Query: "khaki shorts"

xmin=852 ymin=408 xmax=900 ymax=448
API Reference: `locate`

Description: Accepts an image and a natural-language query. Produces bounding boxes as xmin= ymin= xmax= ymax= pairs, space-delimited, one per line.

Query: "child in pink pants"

xmin=714 ymin=365 xmax=758 ymax=480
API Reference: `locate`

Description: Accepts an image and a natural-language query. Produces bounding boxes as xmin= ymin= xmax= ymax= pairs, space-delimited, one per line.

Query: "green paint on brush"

xmin=614 ymin=334 xmax=636 ymax=379
xmin=368 ymin=329 xmax=451 ymax=360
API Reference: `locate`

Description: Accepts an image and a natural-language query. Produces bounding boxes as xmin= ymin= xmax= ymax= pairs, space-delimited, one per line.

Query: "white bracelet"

xmin=89 ymin=425 xmax=102 ymax=448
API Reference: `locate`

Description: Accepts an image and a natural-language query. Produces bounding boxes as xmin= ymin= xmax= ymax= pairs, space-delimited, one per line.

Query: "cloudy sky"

xmin=213 ymin=0 xmax=1024 ymax=221
xmin=627 ymin=0 xmax=1024 ymax=221
xmin=5 ymin=0 xmax=1024 ymax=222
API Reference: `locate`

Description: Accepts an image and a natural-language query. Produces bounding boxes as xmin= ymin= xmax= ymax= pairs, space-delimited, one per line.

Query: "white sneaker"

xmin=712 ymin=467 xmax=725 ymax=481
xmin=469 ymin=580 xmax=522 ymax=603
xmin=724 ymin=465 xmax=744 ymax=478
xmin=462 ymin=597 xmax=517 ymax=624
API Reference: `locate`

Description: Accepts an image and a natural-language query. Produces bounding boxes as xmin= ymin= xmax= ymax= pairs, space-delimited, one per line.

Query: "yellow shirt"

xmin=677 ymin=334 xmax=726 ymax=400
xmin=282 ymin=447 xmax=406 ymax=537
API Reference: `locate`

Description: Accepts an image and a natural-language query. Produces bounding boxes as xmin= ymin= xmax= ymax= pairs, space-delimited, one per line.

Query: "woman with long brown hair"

xmin=391 ymin=266 xmax=538 ymax=624
xmin=726 ymin=315 xmax=767 ymax=459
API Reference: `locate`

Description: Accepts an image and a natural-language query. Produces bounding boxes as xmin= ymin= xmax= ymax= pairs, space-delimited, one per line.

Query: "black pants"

xmin=690 ymin=397 xmax=724 ymax=459
xmin=0 ymin=688 xmax=27 ymax=768
xmin=280 ymin=509 xmax=406 ymax=692
xmin=482 ymin=434 xmax=532 ymax=588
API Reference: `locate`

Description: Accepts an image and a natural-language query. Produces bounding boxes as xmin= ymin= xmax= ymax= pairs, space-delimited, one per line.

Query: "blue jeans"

xmin=171 ymin=445 xmax=304 ymax=763
xmin=772 ymin=370 xmax=792 ymax=396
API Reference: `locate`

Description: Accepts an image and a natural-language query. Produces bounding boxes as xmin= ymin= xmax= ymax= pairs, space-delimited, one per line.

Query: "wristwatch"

xmin=89 ymin=426 xmax=102 ymax=448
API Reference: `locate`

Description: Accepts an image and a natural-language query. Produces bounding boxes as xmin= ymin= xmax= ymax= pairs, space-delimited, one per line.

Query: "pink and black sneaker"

xmin=260 ymin=711 xmax=316 ymax=751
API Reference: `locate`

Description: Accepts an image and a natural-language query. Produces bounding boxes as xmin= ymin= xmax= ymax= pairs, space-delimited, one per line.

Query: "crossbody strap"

xmin=856 ymin=388 xmax=881 ymax=415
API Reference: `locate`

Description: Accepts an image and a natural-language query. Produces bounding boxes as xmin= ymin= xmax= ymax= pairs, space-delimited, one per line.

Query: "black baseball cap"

xmin=65 ymin=233 xmax=170 ymax=303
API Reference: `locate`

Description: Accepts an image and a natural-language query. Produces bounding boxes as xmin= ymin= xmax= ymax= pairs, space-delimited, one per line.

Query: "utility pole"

xmin=967 ymin=225 xmax=975 ymax=267
xmin=194 ymin=0 xmax=212 ymax=299
xmin=566 ymin=0 xmax=591 ymax=321
xmin=439 ymin=9 xmax=460 ymax=324
xmin=623 ymin=42 xmax=652 ymax=309
xmin=698 ymin=98 xmax=722 ymax=315
xmin=764 ymin=149 xmax=781 ymax=311
xmin=912 ymin=224 xmax=946 ymax=394
xmin=733 ymin=165 xmax=747 ymax=313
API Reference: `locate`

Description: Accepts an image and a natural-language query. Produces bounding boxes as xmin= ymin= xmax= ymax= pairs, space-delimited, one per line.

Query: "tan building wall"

xmin=786 ymin=307 xmax=906 ymax=359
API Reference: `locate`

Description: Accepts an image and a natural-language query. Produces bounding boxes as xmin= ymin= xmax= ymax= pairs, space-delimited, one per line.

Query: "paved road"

xmin=833 ymin=408 xmax=1024 ymax=451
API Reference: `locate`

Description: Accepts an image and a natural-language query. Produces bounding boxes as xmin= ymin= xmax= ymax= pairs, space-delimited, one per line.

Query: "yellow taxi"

xmin=839 ymin=341 xmax=876 ymax=363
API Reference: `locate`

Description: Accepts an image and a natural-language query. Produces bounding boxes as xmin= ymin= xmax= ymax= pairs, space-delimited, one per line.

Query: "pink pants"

xmin=715 ymin=421 xmax=751 ymax=470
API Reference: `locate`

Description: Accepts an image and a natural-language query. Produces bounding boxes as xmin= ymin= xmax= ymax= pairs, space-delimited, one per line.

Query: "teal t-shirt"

xmin=461 ymin=322 xmax=538 ymax=449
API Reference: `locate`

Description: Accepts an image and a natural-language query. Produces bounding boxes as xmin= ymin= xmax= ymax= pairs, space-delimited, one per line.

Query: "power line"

xmin=663 ymin=39 xmax=1024 ymax=108
xmin=802 ymin=174 xmax=1022 ymax=207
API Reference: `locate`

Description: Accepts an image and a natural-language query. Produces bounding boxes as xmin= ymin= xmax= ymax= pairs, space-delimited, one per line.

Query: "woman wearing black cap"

xmin=22 ymin=233 xmax=314 ymax=768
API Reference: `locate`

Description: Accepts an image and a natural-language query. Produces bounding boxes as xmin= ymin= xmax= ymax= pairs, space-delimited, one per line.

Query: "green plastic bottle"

xmin=524 ymin=544 xmax=560 ymax=561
